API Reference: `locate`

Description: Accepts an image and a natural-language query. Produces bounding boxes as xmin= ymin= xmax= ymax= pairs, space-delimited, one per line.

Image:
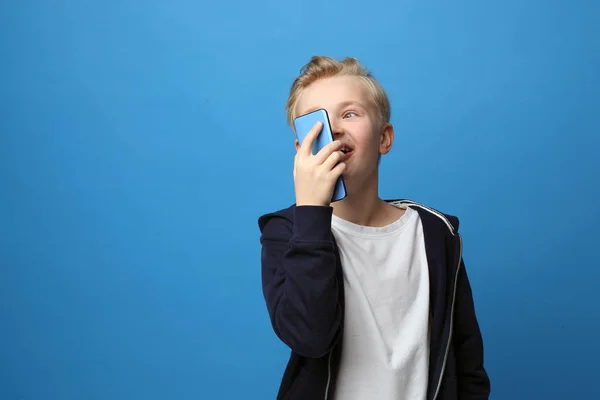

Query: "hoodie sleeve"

xmin=258 ymin=205 xmax=342 ymax=358
xmin=454 ymin=257 xmax=491 ymax=399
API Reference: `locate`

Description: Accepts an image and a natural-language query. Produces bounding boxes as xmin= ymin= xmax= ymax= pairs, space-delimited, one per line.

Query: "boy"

xmin=258 ymin=56 xmax=490 ymax=400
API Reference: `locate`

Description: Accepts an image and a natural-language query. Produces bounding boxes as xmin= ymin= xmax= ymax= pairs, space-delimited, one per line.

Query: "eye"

xmin=343 ymin=111 xmax=358 ymax=119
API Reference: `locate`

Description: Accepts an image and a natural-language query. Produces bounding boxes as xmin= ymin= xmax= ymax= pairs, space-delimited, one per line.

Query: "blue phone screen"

xmin=293 ymin=109 xmax=347 ymax=202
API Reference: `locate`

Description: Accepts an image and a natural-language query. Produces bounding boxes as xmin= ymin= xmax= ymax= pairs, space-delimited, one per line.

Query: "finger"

xmin=322 ymin=150 xmax=345 ymax=171
xmin=329 ymin=161 xmax=346 ymax=178
xmin=299 ymin=121 xmax=323 ymax=156
xmin=315 ymin=140 xmax=343 ymax=164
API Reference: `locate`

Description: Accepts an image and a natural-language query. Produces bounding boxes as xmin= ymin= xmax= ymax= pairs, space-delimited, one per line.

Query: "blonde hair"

xmin=285 ymin=56 xmax=391 ymax=127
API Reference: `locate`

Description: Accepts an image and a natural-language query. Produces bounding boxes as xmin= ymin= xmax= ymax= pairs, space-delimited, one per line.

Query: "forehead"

xmin=296 ymin=75 xmax=371 ymax=115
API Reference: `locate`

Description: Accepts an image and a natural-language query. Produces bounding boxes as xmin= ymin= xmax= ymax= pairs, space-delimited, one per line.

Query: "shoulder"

xmin=257 ymin=204 xmax=334 ymax=243
xmin=257 ymin=204 xmax=295 ymax=242
xmin=389 ymin=199 xmax=461 ymax=236
xmin=258 ymin=204 xmax=295 ymax=231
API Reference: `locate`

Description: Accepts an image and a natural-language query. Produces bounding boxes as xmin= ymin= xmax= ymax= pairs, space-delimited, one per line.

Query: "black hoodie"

xmin=258 ymin=199 xmax=490 ymax=400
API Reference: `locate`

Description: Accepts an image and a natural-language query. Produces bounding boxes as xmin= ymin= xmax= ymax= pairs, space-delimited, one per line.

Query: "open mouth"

xmin=341 ymin=145 xmax=353 ymax=158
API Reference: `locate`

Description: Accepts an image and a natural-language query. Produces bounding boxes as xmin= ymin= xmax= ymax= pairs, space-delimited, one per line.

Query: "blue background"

xmin=1 ymin=1 xmax=599 ymax=399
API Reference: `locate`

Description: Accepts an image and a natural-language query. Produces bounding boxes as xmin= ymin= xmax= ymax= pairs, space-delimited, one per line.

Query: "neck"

xmin=331 ymin=172 xmax=389 ymax=226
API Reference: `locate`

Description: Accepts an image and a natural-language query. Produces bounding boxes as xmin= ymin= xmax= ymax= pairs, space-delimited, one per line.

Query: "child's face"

xmin=295 ymin=75 xmax=393 ymax=188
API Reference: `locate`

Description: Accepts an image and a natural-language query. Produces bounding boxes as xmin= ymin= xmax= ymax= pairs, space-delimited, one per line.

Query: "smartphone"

xmin=293 ymin=108 xmax=347 ymax=202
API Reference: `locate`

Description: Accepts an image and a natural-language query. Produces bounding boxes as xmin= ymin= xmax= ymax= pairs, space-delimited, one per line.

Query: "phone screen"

xmin=293 ymin=109 xmax=347 ymax=202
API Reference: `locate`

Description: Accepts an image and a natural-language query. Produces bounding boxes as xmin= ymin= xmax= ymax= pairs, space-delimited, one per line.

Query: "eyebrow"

xmin=299 ymin=101 xmax=366 ymax=117
xmin=338 ymin=101 xmax=366 ymax=110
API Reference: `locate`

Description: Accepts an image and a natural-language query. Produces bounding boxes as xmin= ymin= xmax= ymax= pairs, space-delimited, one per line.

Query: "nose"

xmin=330 ymin=118 xmax=344 ymax=137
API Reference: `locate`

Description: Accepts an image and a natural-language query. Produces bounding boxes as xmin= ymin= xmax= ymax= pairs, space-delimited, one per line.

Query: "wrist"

xmin=296 ymin=197 xmax=330 ymax=207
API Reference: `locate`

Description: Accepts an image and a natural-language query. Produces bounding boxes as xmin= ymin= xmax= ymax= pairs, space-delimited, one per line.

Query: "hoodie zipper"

xmin=432 ymin=234 xmax=463 ymax=400
xmin=325 ymin=239 xmax=343 ymax=400
xmin=324 ymin=350 xmax=333 ymax=400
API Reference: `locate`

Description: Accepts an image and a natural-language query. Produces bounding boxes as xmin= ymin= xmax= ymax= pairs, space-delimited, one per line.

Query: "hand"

xmin=293 ymin=121 xmax=346 ymax=207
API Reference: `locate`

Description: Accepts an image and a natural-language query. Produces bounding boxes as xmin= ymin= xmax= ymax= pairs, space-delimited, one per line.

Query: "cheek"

xmin=362 ymin=131 xmax=381 ymax=151
xmin=354 ymin=137 xmax=380 ymax=162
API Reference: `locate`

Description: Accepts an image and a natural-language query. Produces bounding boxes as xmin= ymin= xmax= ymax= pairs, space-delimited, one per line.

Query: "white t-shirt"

xmin=331 ymin=206 xmax=430 ymax=400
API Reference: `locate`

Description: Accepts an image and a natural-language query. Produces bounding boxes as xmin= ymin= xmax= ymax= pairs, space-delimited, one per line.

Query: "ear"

xmin=294 ymin=139 xmax=300 ymax=152
xmin=378 ymin=123 xmax=394 ymax=155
